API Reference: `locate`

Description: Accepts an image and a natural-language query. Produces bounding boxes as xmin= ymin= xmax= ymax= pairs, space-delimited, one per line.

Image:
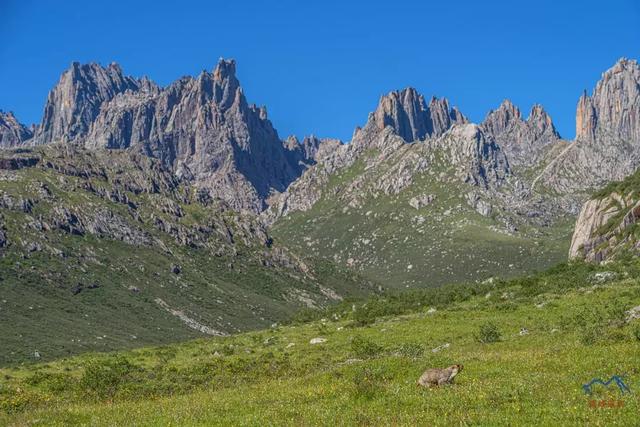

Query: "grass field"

xmin=2 ymin=261 xmax=639 ymax=426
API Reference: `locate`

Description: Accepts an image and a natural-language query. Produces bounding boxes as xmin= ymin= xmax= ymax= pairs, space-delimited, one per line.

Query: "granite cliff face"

xmin=569 ymin=179 xmax=640 ymax=263
xmin=576 ymin=58 xmax=640 ymax=143
xmin=568 ymin=193 xmax=628 ymax=262
xmin=480 ymin=100 xmax=560 ymax=167
xmin=539 ymin=58 xmax=640 ymax=193
xmin=0 ymin=111 xmax=33 ymax=147
xmin=27 ymin=59 xmax=313 ymax=212
xmin=371 ymin=88 xmax=466 ymax=142
xmin=33 ymin=62 xmax=146 ymax=145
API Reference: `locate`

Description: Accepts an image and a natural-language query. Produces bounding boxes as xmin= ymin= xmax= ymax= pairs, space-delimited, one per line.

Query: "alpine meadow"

xmin=1 ymin=1 xmax=640 ymax=425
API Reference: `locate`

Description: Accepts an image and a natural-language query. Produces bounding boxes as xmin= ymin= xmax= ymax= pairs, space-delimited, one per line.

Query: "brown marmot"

xmin=417 ymin=364 xmax=463 ymax=388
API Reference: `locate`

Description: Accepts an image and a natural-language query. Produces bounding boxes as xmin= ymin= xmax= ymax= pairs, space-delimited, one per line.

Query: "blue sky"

xmin=1 ymin=0 xmax=639 ymax=141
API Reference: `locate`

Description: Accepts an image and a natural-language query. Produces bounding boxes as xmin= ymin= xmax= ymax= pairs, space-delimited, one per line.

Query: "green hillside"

xmin=2 ymin=260 xmax=639 ymax=425
xmin=0 ymin=146 xmax=372 ymax=365
xmin=273 ymin=147 xmax=574 ymax=289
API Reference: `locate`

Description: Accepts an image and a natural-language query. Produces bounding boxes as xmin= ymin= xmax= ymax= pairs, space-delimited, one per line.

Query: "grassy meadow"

xmin=1 ymin=261 xmax=639 ymax=425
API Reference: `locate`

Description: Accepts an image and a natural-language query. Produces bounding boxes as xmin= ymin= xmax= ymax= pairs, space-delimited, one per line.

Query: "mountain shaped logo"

xmin=582 ymin=375 xmax=631 ymax=395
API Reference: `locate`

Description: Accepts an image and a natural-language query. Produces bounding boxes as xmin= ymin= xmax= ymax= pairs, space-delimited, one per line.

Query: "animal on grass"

xmin=417 ymin=364 xmax=463 ymax=388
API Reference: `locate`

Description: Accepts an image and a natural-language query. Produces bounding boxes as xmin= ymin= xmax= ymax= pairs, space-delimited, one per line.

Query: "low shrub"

xmin=350 ymin=367 xmax=388 ymax=400
xmin=393 ymin=342 xmax=424 ymax=359
xmin=476 ymin=322 xmax=501 ymax=343
xmin=580 ymin=324 xmax=601 ymax=345
xmin=79 ymin=356 xmax=136 ymax=400
xmin=24 ymin=371 xmax=74 ymax=393
xmin=633 ymin=324 xmax=640 ymax=341
xmin=350 ymin=336 xmax=384 ymax=358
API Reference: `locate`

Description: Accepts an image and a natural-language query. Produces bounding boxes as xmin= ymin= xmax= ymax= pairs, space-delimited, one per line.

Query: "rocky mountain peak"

xmin=540 ymin=58 xmax=640 ymax=193
xmin=0 ymin=110 xmax=33 ymax=147
xmin=575 ymin=57 xmax=640 ymax=142
xmin=211 ymin=58 xmax=241 ymax=109
xmin=482 ymin=100 xmax=521 ymax=135
xmin=281 ymin=134 xmax=342 ymax=170
xmin=299 ymin=135 xmax=342 ymax=163
xmin=575 ymin=90 xmax=597 ymax=141
xmin=370 ymin=87 xmax=466 ymax=142
xmin=527 ymin=104 xmax=559 ymax=136
xmin=283 ymin=135 xmax=300 ymax=151
xmin=213 ymin=58 xmax=237 ymax=82
xmin=481 ymin=100 xmax=560 ymax=167
xmin=72 ymin=59 xmax=305 ymax=212
xmin=33 ymin=61 xmax=142 ymax=145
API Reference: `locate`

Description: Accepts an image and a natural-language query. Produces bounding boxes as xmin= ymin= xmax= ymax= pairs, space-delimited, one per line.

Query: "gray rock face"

xmin=371 ymin=87 xmax=466 ymax=142
xmin=33 ymin=62 xmax=147 ymax=145
xmin=481 ymin=100 xmax=560 ymax=167
xmin=576 ymin=58 xmax=640 ymax=143
xmin=31 ymin=59 xmax=309 ymax=212
xmin=283 ymin=135 xmax=341 ymax=168
xmin=266 ymin=120 xmax=509 ymax=223
xmin=433 ymin=124 xmax=509 ymax=188
xmin=89 ymin=60 xmax=303 ymax=211
xmin=466 ymin=192 xmax=492 ymax=217
xmin=299 ymin=136 xmax=342 ymax=163
xmin=0 ymin=111 xmax=33 ymax=147
xmin=569 ymin=192 xmax=639 ymax=262
xmin=540 ymin=58 xmax=640 ymax=192
xmin=409 ymin=194 xmax=435 ymax=209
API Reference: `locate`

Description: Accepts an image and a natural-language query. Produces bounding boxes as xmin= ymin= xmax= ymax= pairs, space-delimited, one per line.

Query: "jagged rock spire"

xmin=480 ymin=99 xmax=560 ymax=167
xmin=33 ymin=62 xmax=143 ymax=145
xmin=575 ymin=58 xmax=640 ymax=142
xmin=371 ymin=87 xmax=466 ymax=142
xmin=0 ymin=111 xmax=33 ymax=147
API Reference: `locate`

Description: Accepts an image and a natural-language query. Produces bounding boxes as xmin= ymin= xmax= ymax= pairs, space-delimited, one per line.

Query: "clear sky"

xmin=1 ymin=0 xmax=639 ymax=141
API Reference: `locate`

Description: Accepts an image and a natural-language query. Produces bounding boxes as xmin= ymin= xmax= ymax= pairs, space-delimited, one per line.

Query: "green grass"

xmin=273 ymin=155 xmax=574 ymax=289
xmin=1 ymin=260 xmax=639 ymax=425
xmin=593 ymin=166 xmax=640 ymax=200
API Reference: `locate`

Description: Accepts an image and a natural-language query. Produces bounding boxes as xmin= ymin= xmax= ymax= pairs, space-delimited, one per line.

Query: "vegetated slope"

xmin=0 ymin=146 xmax=372 ymax=365
xmin=2 ymin=261 xmax=639 ymax=425
xmin=270 ymin=122 xmax=575 ymax=289
xmin=570 ymin=168 xmax=640 ymax=262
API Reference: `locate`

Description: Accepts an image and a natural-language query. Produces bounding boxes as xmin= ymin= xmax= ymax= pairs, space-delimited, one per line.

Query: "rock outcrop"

xmin=540 ymin=58 xmax=640 ymax=193
xmin=0 ymin=111 xmax=33 ymax=147
xmin=433 ymin=124 xmax=509 ymax=188
xmin=283 ymin=135 xmax=342 ymax=168
xmin=28 ymin=59 xmax=313 ymax=212
xmin=33 ymin=62 xmax=147 ymax=145
xmin=481 ymin=100 xmax=560 ymax=167
xmin=576 ymin=58 xmax=640 ymax=143
xmin=266 ymin=115 xmax=509 ymax=223
xmin=569 ymin=193 xmax=627 ymax=261
xmin=569 ymin=190 xmax=640 ymax=262
xmin=371 ymin=87 xmax=466 ymax=142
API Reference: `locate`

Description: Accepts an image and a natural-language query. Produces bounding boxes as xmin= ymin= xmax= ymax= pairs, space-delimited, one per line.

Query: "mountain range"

xmin=1 ymin=57 xmax=639 ymax=362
